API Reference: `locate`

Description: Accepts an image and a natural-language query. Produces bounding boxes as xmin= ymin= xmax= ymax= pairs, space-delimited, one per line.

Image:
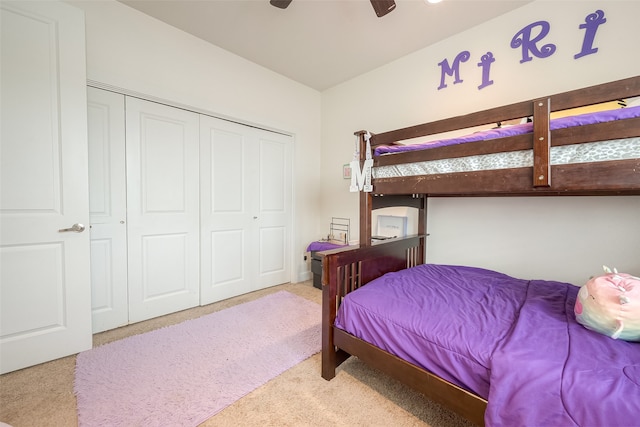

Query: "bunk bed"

xmin=319 ymin=76 xmax=640 ymax=427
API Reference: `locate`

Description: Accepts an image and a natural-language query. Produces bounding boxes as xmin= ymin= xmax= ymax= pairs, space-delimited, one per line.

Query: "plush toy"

xmin=574 ymin=266 xmax=640 ymax=342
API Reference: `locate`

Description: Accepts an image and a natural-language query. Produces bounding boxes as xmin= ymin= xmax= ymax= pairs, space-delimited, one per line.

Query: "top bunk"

xmin=355 ymin=76 xmax=640 ymax=197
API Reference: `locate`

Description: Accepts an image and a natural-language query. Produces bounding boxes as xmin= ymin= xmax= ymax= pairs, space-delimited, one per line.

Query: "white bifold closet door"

xmin=125 ymin=98 xmax=200 ymax=323
xmin=87 ymin=91 xmax=292 ymax=328
xmin=87 ymin=87 xmax=128 ymax=333
xmin=200 ymin=116 xmax=292 ymax=304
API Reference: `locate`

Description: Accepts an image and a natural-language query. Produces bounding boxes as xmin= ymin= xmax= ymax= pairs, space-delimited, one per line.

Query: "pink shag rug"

xmin=74 ymin=291 xmax=321 ymax=426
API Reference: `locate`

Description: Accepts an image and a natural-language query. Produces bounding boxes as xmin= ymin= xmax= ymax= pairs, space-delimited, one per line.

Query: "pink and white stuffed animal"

xmin=575 ymin=266 xmax=640 ymax=342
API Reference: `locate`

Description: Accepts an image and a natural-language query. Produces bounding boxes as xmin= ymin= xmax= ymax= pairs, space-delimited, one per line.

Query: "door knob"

xmin=58 ymin=223 xmax=86 ymax=233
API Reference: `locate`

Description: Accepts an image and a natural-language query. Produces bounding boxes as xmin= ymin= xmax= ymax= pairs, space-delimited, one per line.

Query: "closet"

xmin=199 ymin=115 xmax=292 ymax=305
xmin=88 ymin=88 xmax=292 ymax=333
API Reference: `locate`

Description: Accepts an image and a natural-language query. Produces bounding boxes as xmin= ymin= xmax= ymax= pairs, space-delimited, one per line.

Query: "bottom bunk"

xmin=320 ymin=237 xmax=639 ymax=426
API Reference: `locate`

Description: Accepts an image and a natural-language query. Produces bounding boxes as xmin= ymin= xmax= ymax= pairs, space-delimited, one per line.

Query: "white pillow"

xmin=626 ymin=96 xmax=640 ymax=107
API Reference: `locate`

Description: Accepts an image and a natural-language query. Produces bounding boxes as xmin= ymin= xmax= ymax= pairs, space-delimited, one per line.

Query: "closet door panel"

xmin=87 ymin=87 xmax=128 ymax=333
xmin=141 ymin=233 xmax=189 ymax=296
xmin=200 ymin=116 xmax=291 ymax=305
xmin=200 ymin=119 xmax=255 ymax=303
xmin=260 ymin=226 xmax=286 ymax=274
xmin=211 ymin=229 xmax=245 ymax=286
xmin=211 ymin=129 xmax=244 ymax=211
xmin=126 ymin=98 xmax=199 ymax=323
xmin=257 ymin=134 xmax=292 ymax=287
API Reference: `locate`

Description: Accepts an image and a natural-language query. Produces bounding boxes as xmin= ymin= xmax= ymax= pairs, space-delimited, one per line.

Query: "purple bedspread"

xmin=374 ymin=105 xmax=640 ymax=156
xmin=334 ymin=264 xmax=640 ymax=426
xmin=306 ymin=241 xmax=347 ymax=252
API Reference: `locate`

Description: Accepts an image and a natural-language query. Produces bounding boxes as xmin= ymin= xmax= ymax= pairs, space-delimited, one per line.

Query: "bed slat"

xmin=373 ymin=117 xmax=640 ymax=167
xmin=371 ymin=159 xmax=640 ymax=196
xmin=369 ymin=76 xmax=640 ymax=147
xmin=533 ymin=98 xmax=551 ymax=187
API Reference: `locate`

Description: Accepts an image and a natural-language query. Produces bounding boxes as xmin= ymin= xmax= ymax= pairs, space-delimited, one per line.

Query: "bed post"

xmin=321 ymin=250 xmax=338 ymax=380
xmin=359 ymin=192 xmax=373 ymax=246
xmin=355 ymin=130 xmax=373 ymax=247
xmin=532 ymin=97 xmax=551 ymax=188
xmin=417 ymin=195 xmax=427 ymax=264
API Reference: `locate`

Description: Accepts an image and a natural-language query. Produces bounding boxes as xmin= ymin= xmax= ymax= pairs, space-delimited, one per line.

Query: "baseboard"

xmin=296 ymin=271 xmax=312 ymax=283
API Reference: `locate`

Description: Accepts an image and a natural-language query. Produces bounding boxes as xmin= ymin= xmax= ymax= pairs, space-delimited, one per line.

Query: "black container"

xmin=311 ymin=251 xmax=322 ymax=289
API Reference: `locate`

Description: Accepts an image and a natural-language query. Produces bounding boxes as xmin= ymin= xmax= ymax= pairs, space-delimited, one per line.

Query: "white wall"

xmin=321 ymin=1 xmax=640 ymax=285
xmin=68 ymin=0 xmax=322 ymax=282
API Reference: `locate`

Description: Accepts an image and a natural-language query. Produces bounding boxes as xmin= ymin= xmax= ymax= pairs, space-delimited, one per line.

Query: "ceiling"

xmin=118 ymin=0 xmax=533 ymax=91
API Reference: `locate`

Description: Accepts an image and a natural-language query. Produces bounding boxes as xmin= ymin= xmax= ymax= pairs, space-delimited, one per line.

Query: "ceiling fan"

xmin=270 ymin=0 xmax=396 ymax=18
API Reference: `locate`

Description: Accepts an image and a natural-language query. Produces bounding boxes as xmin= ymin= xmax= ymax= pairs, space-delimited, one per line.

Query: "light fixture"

xmin=426 ymin=0 xmax=443 ymax=3
xmin=370 ymin=0 xmax=396 ymax=17
xmin=270 ymin=0 xmax=292 ymax=9
xmin=271 ymin=0 xmax=397 ymax=18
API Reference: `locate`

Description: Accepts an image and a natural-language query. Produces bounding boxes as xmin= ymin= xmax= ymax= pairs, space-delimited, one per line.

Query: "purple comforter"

xmin=306 ymin=241 xmax=347 ymax=252
xmin=374 ymin=105 xmax=640 ymax=156
xmin=334 ymin=264 xmax=640 ymax=426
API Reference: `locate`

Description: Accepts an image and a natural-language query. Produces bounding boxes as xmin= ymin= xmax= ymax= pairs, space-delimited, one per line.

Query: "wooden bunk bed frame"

xmin=320 ymin=76 xmax=640 ymax=426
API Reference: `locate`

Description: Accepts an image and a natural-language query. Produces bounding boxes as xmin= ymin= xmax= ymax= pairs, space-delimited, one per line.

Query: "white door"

xmin=256 ymin=130 xmax=292 ymax=287
xmin=0 ymin=1 xmax=92 ymax=373
xmin=125 ymin=98 xmax=200 ymax=323
xmin=200 ymin=116 xmax=292 ymax=304
xmin=87 ymin=88 xmax=128 ymax=333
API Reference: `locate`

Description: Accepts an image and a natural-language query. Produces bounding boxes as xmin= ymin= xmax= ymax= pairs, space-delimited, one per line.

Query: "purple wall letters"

xmin=437 ymin=10 xmax=607 ymax=91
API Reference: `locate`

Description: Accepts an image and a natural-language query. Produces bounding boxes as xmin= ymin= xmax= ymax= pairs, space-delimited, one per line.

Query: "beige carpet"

xmin=0 ymin=282 xmax=473 ymax=427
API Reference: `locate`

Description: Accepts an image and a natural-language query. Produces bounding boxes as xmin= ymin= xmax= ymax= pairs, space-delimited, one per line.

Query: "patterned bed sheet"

xmin=374 ymin=137 xmax=640 ymax=178
xmin=372 ymin=106 xmax=640 ymax=179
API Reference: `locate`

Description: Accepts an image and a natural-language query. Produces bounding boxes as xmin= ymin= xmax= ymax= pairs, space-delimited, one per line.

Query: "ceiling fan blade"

xmin=270 ymin=0 xmax=293 ymax=9
xmin=370 ymin=0 xmax=396 ymax=17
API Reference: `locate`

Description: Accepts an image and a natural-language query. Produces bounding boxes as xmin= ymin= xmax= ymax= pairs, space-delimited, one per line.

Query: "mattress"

xmin=374 ymin=138 xmax=640 ymax=178
xmin=373 ymin=106 xmax=640 ymax=179
xmin=334 ymin=264 xmax=640 ymax=426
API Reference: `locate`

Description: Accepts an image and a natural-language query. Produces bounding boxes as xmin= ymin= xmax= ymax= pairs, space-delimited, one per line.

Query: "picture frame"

xmin=343 ymin=163 xmax=351 ymax=179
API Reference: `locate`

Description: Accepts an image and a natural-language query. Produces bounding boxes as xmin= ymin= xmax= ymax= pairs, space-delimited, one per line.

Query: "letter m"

xmin=437 ymin=51 xmax=471 ymax=90
xmin=349 ymin=159 xmax=373 ymax=193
